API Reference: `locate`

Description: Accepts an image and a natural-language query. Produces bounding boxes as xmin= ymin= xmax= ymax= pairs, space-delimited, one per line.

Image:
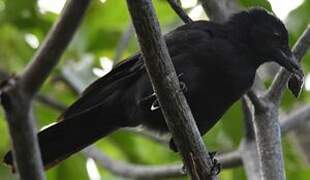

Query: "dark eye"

xmin=273 ymin=32 xmax=281 ymax=39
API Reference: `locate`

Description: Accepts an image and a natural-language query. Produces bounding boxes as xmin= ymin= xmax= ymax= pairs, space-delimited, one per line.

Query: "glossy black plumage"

xmin=4 ymin=8 xmax=302 ymax=169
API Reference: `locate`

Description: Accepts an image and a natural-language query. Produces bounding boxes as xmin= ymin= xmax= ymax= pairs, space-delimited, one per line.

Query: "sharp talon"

xmin=209 ymin=151 xmax=217 ymax=159
xmin=208 ymin=151 xmax=221 ymax=176
xmin=181 ymin=164 xmax=187 ymax=174
xmin=150 ymin=100 xmax=160 ymax=111
xmin=180 ymin=81 xmax=188 ymax=92
xmin=169 ymin=139 xmax=178 ymax=152
xmin=211 ymin=162 xmax=221 ymax=176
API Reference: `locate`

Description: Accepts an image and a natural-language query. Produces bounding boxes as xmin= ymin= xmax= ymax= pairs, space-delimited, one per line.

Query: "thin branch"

xmin=20 ymin=0 xmax=91 ymax=98
xmin=267 ymin=25 xmax=310 ymax=103
xmin=199 ymin=0 xmax=239 ymax=23
xmin=126 ymin=0 xmax=216 ymax=179
xmin=113 ymin=25 xmax=135 ymax=65
xmin=83 ymin=146 xmax=185 ymax=179
xmin=281 ymin=105 xmax=310 ymax=134
xmin=83 ymin=146 xmax=241 ymax=179
xmin=35 ymin=95 xmax=67 ymax=112
xmin=122 ymin=127 xmax=170 ymax=145
xmin=240 ymin=97 xmax=261 ymax=180
xmin=167 ymin=0 xmax=193 ymax=24
xmin=246 ymin=89 xmax=267 ymax=114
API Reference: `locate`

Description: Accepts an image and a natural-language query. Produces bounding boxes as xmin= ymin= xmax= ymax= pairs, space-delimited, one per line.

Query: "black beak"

xmin=274 ymin=48 xmax=304 ymax=80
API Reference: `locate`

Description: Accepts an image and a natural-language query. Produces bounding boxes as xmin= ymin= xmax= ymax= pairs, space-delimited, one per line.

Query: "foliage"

xmin=0 ymin=0 xmax=309 ymax=179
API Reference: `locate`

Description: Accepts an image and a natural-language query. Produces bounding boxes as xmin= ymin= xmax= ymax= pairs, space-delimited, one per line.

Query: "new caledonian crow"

xmin=4 ymin=8 xmax=304 ymax=170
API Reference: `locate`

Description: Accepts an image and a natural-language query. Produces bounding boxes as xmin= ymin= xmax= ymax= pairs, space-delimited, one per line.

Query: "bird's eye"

xmin=273 ymin=32 xmax=281 ymax=39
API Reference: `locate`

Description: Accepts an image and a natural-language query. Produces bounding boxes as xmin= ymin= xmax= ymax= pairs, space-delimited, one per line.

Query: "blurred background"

xmin=0 ymin=0 xmax=309 ymax=179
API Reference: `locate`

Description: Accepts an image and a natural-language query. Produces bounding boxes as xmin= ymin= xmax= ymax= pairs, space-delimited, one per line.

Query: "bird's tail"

xmin=3 ymin=107 xmax=118 ymax=171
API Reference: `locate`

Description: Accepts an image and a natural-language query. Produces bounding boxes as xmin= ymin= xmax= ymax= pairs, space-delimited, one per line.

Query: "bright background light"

xmin=180 ymin=0 xmax=197 ymax=9
xmin=268 ymin=0 xmax=304 ymax=20
xmin=92 ymin=57 xmax=114 ymax=77
xmin=24 ymin=33 xmax=40 ymax=49
xmin=37 ymin=0 xmax=66 ymax=14
xmin=86 ymin=158 xmax=101 ymax=180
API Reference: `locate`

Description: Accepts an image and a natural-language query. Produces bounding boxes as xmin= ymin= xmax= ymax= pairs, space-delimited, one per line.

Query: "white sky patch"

xmin=38 ymin=0 xmax=66 ymax=14
xmin=180 ymin=0 xmax=197 ymax=9
xmin=188 ymin=5 xmax=206 ymax=21
xmin=268 ymin=0 xmax=304 ymax=20
xmin=92 ymin=57 xmax=114 ymax=77
xmin=305 ymin=74 xmax=310 ymax=91
xmin=100 ymin=0 xmax=107 ymax=4
xmin=86 ymin=158 xmax=101 ymax=180
xmin=24 ymin=33 xmax=40 ymax=49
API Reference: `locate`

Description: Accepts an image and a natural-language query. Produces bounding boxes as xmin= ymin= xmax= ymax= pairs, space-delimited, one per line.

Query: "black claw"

xmin=169 ymin=139 xmax=178 ymax=152
xmin=208 ymin=151 xmax=221 ymax=176
xmin=179 ymin=81 xmax=188 ymax=92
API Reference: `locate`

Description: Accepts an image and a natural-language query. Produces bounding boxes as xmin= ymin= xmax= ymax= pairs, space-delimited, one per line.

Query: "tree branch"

xmin=199 ymin=0 xmax=239 ymax=22
xmin=267 ymin=25 xmax=310 ymax=104
xmin=83 ymin=146 xmax=241 ymax=179
xmin=126 ymin=0 xmax=216 ymax=179
xmin=167 ymin=0 xmax=193 ymax=23
xmin=0 ymin=0 xmax=90 ymax=179
xmin=113 ymin=25 xmax=135 ymax=65
xmin=20 ymin=0 xmax=91 ymax=98
xmin=281 ymin=105 xmax=310 ymax=134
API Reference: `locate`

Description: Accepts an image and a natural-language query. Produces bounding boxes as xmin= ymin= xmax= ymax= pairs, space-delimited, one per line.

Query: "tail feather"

xmin=3 ymin=108 xmax=118 ymax=170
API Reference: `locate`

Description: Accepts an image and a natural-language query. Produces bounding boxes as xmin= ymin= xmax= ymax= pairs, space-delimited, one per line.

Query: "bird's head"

xmin=245 ymin=8 xmax=303 ymax=79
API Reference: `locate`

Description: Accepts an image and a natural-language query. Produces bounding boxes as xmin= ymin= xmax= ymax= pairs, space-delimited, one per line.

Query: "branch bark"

xmin=126 ymin=0 xmax=216 ymax=179
xmin=0 ymin=0 xmax=90 ymax=179
xmin=167 ymin=0 xmax=193 ymax=23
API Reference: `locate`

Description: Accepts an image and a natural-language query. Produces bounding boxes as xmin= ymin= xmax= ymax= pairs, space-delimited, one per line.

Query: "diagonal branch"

xmin=20 ymin=0 xmax=91 ymax=98
xmin=126 ymin=0 xmax=216 ymax=179
xmin=167 ymin=0 xmax=193 ymax=23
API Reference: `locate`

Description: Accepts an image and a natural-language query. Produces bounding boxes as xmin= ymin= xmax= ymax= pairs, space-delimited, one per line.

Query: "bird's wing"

xmin=58 ymin=54 xmax=144 ymax=121
xmin=59 ymin=20 xmax=222 ymax=121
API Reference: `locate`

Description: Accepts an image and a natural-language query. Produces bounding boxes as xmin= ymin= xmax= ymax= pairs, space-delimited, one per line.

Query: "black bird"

xmin=4 ymin=8 xmax=303 ymax=170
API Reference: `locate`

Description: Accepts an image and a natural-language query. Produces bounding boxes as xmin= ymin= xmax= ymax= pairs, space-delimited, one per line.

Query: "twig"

xmin=126 ymin=0 xmax=216 ymax=179
xmin=267 ymin=25 xmax=310 ymax=104
xmin=199 ymin=0 xmax=239 ymax=22
xmin=167 ymin=0 xmax=193 ymax=24
xmin=281 ymin=105 xmax=310 ymax=134
xmin=113 ymin=25 xmax=135 ymax=65
xmin=122 ymin=127 xmax=170 ymax=145
xmin=240 ymin=97 xmax=261 ymax=180
xmin=83 ymin=146 xmax=241 ymax=179
xmin=35 ymin=95 xmax=67 ymax=112
xmin=0 ymin=0 xmax=90 ymax=179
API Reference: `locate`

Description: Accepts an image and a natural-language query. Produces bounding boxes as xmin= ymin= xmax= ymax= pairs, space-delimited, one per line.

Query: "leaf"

xmin=238 ymin=0 xmax=272 ymax=11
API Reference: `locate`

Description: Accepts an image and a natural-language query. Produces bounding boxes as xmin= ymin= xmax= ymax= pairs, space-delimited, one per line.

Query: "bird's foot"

xmin=169 ymin=138 xmax=178 ymax=152
xmin=209 ymin=151 xmax=221 ymax=176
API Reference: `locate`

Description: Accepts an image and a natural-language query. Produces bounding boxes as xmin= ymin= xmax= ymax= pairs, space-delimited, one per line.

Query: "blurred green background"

xmin=0 ymin=0 xmax=309 ymax=179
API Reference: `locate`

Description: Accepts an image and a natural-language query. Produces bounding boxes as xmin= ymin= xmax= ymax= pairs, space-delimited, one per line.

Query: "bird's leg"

xmin=139 ymin=73 xmax=187 ymax=111
xmin=209 ymin=151 xmax=221 ymax=176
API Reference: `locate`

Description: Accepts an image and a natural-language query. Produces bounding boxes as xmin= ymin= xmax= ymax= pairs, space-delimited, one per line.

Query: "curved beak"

xmin=274 ymin=48 xmax=304 ymax=80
